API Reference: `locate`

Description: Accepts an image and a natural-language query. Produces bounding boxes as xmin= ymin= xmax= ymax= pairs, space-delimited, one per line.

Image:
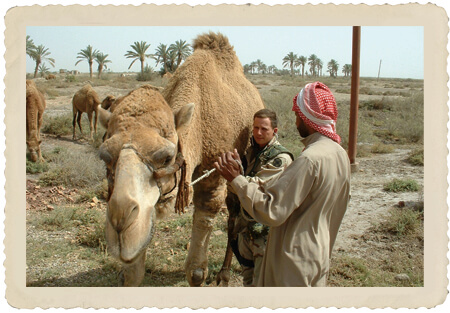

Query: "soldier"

xmin=230 ymin=109 xmax=293 ymax=287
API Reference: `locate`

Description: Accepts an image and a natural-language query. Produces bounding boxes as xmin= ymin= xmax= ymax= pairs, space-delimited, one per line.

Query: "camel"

xmin=71 ymin=84 xmax=115 ymax=141
xmin=162 ymin=72 xmax=173 ymax=79
xmin=98 ymin=32 xmax=264 ymax=287
xmin=45 ymin=74 xmax=56 ymax=80
xmin=26 ymin=79 xmax=46 ymax=162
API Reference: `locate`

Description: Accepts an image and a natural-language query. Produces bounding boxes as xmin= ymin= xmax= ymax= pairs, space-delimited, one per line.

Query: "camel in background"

xmin=71 ymin=84 xmax=115 ymax=141
xmin=26 ymin=79 xmax=46 ymax=162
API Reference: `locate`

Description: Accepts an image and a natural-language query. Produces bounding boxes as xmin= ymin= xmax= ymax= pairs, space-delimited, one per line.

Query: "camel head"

xmin=99 ymin=86 xmax=194 ymax=266
xmin=101 ymin=95 xmax=116 ymax=110
xmin=27 ymin=139 xmax=41 ymax=162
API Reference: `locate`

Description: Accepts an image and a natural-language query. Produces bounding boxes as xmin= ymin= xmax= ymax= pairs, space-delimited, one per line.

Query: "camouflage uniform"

xmin=231 ymin=136 xmax=293 ymax=286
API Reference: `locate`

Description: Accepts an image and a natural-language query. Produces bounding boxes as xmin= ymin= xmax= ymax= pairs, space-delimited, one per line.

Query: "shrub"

xmin=406 ymin=149 xmax=424 ymax=166
xmin=39 ymin=148 xmax=105 ymax=188
xmin=383 ymin=179 xmax=419 ymax=193
xmin=378 ymin=207 xmax=423 ymax=236
xmin=65 ymin=75 xmax=76 ymax=83
xmin=26 ymin=159 xmax=49 ymax=174
xmin=137 ymin=65 xmax=155 ymax=81
xmin=41 ymin=113 xmax=73 ymax=136
xmin=371 ymin=142 xmax=395 ymax=154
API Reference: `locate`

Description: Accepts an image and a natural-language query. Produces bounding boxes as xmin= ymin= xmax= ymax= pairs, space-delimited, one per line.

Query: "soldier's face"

xmin=253 ymin=117 xmax=277 ymax=148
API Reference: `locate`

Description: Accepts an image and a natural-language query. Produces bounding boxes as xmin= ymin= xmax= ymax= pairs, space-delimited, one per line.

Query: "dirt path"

xmin=334 ymin=147 xmax=423 ymax=256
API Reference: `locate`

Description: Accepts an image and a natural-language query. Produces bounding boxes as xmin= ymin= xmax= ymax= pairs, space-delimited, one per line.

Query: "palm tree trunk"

xmin=33 ymin=61 xmax=40 ymax=78
xmin=141 ymin=61 xmax=144 ymax=75
xmin=89 ymin=61 xmax=93 ymax=79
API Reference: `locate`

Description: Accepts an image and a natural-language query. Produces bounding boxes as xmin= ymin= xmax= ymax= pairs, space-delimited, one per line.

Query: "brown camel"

xmin=26 ymin=79 xmax=46 ymax=162
xmin=98 ymin=32 xmax=264 ymax=287
xmin=162 ymin=72 xmax=173 ymax=79
xmin=45 ymin=74 xmax=56 ymax=80
xmin=71 ymin=84 xmax=115 ymax=140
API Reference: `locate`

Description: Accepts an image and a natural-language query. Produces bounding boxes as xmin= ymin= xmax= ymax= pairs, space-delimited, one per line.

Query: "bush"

xmin=41 ymin=113 xmax=73 ymax=136
xmin=378 ymin=207 xmax=423 ymax=236
xmin=406 ymin=149 xmax=424 ymax=166
xmin=371 ymin=142 xmax=395 ymax=154
xmin=383 ymin=179 xmax=419 ymax=193
xmin=26 ymin=159 xmax=49 ymax=174
xmin=39 ymin=147 xmax=105 ymax=188
xmin=137 ymin=65 xmax=155 ymax=81
xmin=65 ymin=75 xmax=76 ymax=83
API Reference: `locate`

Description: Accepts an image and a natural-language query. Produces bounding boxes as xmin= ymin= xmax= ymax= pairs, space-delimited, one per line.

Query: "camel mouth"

xmin=106 ymin=204 xmax=156 ymax=263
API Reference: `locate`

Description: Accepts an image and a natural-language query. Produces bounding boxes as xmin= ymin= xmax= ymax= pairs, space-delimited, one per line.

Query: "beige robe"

xmin=231 ymin=132 xmax=351 ymax=286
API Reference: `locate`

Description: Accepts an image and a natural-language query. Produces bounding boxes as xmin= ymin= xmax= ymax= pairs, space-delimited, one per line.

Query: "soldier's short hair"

xmin=253 ymin=109 xmax=278 ymax=129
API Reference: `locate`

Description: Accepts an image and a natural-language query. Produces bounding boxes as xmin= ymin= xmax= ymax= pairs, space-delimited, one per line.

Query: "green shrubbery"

xmin=383 ymin=178 xmax=420 ymax=193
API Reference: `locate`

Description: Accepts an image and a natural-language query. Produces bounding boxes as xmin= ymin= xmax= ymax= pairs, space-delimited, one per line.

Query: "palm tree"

xmin=342 ymin=64 xmax=352 ymax=77
xmin=297 ymin=55 xmax=307 ymax=78
xmin=38 ymin=63 xmax=50 ymax=78
xmin=282 ymin=52 xmax=298 ymax=77
xmin=29 ymin=44 xmax=55 ymax=78
xmin=327 ymin=59 xmax=339 ymax=77
xmin=308 ymin=54 xmax=318 ymax=77
xmin=268 ymin=65 xmax=277 ymax=74
xmin=168 ymin=39 xmax=191 ymax=69
xmin=153 ymin=43 xmax=171 ymax=74
xmin=243 ymin=64 xmax=251 ymax=74
xmin=26 ymin=35 xmax=36 ymax=59
xmin=125 ymin=41 xmax=152 ymax=75
xmin=75 ymin=45 xmax=99 ymax=79
xmin=95 ymin=52 xmax=112 ymax=79
xmin=317 ymin=59 xmax=323 ymax=77
xmin=255 ymin=59 xmax=265 ymax=74
xmin=250 ymin=61 xmax=257 ymax=74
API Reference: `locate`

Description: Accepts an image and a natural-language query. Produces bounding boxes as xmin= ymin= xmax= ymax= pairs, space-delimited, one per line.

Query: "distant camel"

xmin=162 ymin=72 xmax=173 ymax=79
xmin=72 ymin=84 xmax=115 ymax=141
xmin=45 ymin=74 xmax=56 ymax=80
xmin=26 ymin=79 xmax=46 ymax=162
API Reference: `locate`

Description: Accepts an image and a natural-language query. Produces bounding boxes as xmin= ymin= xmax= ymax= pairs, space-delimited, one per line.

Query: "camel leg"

xmin=37 ymin=110 xmax=45 ymax=162
xmin=77 ymin=111 xmax=83 ymax=137
xmin=72 ymin=110 xmax=77 ymax=140
xmin=215 ymin=192 xmax=240 ymax=286
xmin=94 ymin=109 xmax=98 ymax=136
xmin=185 ymin=180 xmax=226 ymax=287
xmin=118 ymin=250 xmax=146 ymax=287
xmin=87 ymin=111 xmax=94 ymax=140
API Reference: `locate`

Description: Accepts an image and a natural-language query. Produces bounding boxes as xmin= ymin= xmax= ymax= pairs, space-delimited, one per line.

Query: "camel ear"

xmin=174 ymin=103 xmax=195 ymax=133
xmin=98 ymin=107 xmax=112 ymax=129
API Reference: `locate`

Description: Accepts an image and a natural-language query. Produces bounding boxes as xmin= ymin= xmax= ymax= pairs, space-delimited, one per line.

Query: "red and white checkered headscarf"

xmin=292 ymin=81 xmax=341 ymax=143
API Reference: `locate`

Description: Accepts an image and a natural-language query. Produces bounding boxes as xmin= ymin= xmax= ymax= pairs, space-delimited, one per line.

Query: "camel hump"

xmin=193 ymin=32 xmax=234 ymax=55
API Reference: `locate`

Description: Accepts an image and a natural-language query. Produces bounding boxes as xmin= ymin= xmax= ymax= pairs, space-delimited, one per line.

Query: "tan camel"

xmin=162 ymin=72 xmax=173 ymax=79
xmin=45 ymin=74 xmax=56 ymax=80
xmin=98 ymin=32 xmax=264 ymax=287
xmin=26 ymin=79 xmax=46 ymax=162
xmin=71 ymin=84 xmax=115 ymax=140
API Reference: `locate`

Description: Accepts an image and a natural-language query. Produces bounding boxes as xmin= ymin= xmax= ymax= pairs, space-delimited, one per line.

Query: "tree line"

xmin=27 ymin=35 xmax=352 ymax=79
xmin=244 ymin=52 xmax=352 ymax=78
xmin=26 ymin=35 xmax=192 ymax=79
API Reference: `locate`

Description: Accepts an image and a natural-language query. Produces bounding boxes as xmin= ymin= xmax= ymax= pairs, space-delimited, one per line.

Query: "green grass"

xmin=383 ymin=178 xmax=420 ymax=193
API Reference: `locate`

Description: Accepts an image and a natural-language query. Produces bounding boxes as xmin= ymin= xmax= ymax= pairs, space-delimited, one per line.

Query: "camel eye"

xmin=164 ymin=155 xmax=173 ymax=166
xmin=152 ymin=148 xmax=175 ymax=168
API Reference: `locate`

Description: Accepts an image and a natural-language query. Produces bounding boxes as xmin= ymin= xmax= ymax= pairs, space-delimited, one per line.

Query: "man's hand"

xmin=214 ymin=149 xmax=243 ymax=182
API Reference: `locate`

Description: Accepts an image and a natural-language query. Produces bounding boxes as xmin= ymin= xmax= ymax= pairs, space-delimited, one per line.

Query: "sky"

xmin=26 ymin=26 xmax=424 ymax=79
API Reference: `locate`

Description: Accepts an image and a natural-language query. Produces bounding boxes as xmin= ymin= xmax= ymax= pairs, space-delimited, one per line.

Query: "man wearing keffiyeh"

xmin=214 ymin=81 xmax=351 ymax=286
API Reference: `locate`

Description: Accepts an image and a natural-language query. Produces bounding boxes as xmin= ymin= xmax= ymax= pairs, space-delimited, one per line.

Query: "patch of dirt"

xmin=333 ymin=147 xmax=423 ymax=257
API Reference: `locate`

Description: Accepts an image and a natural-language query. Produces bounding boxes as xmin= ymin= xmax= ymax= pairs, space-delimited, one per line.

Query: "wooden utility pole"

xmin=348 ymin=26 xmax=361 ymax=172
